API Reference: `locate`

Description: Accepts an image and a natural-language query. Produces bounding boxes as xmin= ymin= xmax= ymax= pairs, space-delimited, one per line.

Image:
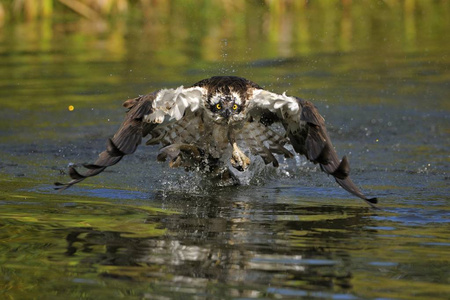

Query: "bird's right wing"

xmin=55 ymin=86 xmax=206 ymax=190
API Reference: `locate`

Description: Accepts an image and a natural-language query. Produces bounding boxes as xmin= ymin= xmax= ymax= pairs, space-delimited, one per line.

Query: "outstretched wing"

xmin=55 ymin=86 xmax=205 ymax=190
xmin=247 ymin=89 xmax=377 ymax=206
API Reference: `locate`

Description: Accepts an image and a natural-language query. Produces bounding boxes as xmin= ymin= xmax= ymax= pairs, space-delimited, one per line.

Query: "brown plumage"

xmin=55 ymin=76 xmax=377 ymax=207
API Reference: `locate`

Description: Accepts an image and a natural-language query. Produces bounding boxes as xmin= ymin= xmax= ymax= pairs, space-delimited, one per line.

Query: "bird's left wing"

xmin=247 ymin=89 xmax=377 ymax=206
xmin=55 ymin=86 xmax=206 ymax=190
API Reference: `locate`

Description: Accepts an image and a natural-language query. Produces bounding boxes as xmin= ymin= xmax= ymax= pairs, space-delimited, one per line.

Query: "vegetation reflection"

xmin=1 ymin=1 xmax=448 ymax=57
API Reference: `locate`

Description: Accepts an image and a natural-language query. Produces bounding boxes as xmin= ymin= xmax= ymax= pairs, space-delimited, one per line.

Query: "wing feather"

xmin=238 ymin=121 xmax=293 ymax=167
xmin=248 ymin=89 xmax=377 ymax=206
xmin=238 ymin=123 xmax=279 ymax=167
xmin=55 ymin=86 xmax=206 ymax=190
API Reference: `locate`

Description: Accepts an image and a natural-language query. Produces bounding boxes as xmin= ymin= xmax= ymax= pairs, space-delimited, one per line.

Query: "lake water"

xmin=0 ymin=2 xmax=449 ymax=299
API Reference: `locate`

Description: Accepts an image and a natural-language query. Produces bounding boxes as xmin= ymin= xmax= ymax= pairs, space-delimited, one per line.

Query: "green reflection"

xmin=0 ymin=178 xmax=172 ymax=299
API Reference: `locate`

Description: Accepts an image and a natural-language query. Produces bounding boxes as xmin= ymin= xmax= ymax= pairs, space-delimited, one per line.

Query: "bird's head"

xmin=207 ymin=91 xmax=245 ymax=124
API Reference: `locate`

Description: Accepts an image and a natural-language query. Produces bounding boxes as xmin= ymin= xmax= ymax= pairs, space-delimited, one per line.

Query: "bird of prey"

xmin=55 ymin=76 xmax=377 ymax=206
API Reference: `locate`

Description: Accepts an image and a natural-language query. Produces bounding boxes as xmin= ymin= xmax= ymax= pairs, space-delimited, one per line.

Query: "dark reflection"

xmin=62 ymin=188 xmax=376 ymax=297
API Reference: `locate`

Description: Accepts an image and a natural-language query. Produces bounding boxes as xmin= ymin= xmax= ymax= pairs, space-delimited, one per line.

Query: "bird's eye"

xmin=216 ymin=103 xmax=221 ymax=110
xmin=232 ymin=104 xmax=238 ymax=110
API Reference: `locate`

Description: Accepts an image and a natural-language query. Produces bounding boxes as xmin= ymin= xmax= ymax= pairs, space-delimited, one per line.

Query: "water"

xmin=1 ymin=3 xmax=449 ymax=299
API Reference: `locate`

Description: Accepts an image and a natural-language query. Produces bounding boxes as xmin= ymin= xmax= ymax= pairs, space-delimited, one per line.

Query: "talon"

xmin=231 ymin=142 xmax=250 ymax=171
xmin=169 ymin=156 xmax=182 ymax=168
xmin=230 ymin=157 xmax=244 ymax=171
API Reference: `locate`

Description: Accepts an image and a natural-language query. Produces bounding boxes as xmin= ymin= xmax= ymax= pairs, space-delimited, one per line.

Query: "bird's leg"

xmin=231 ymin=142 xmax=250 ymax=171
xmin=157 ymin=144 xmax=204 ymax=169
xmin=228 ymin=129 xmax=250 ymax=171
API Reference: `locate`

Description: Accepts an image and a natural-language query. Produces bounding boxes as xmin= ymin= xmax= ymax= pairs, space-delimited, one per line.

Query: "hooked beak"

xmin=221 ymin=109 xmax=231 ymax=118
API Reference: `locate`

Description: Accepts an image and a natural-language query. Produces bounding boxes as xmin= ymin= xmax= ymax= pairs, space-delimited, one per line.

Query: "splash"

xmin=219 ymin=39 xmax=236 ymax=75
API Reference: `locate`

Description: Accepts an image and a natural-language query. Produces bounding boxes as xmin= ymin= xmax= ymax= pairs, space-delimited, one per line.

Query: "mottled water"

xmin=0 ymin=2 xmax=449 ymax=299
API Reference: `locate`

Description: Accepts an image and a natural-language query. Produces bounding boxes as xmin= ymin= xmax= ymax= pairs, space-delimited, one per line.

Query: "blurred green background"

xmin=1 ymin=0 xmax=448 ymax=110
xmin=1 ymin=0 xmax=448 ymax=57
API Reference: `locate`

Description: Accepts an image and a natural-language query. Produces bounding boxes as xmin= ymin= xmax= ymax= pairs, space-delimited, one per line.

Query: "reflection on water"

xmin=0 ymin=1 xmax=449 ymax=299
xmin=32 ymin=190 xmax=379 ymax=298
xmin=2 ymin=185 xmax=448 ymax=299
xmin=63 ymin=210 xmax=361 ymax=297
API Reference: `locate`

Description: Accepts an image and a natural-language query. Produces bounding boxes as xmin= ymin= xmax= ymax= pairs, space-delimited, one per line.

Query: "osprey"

xmin=55 ymin=76 xmax=377 ymax=206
